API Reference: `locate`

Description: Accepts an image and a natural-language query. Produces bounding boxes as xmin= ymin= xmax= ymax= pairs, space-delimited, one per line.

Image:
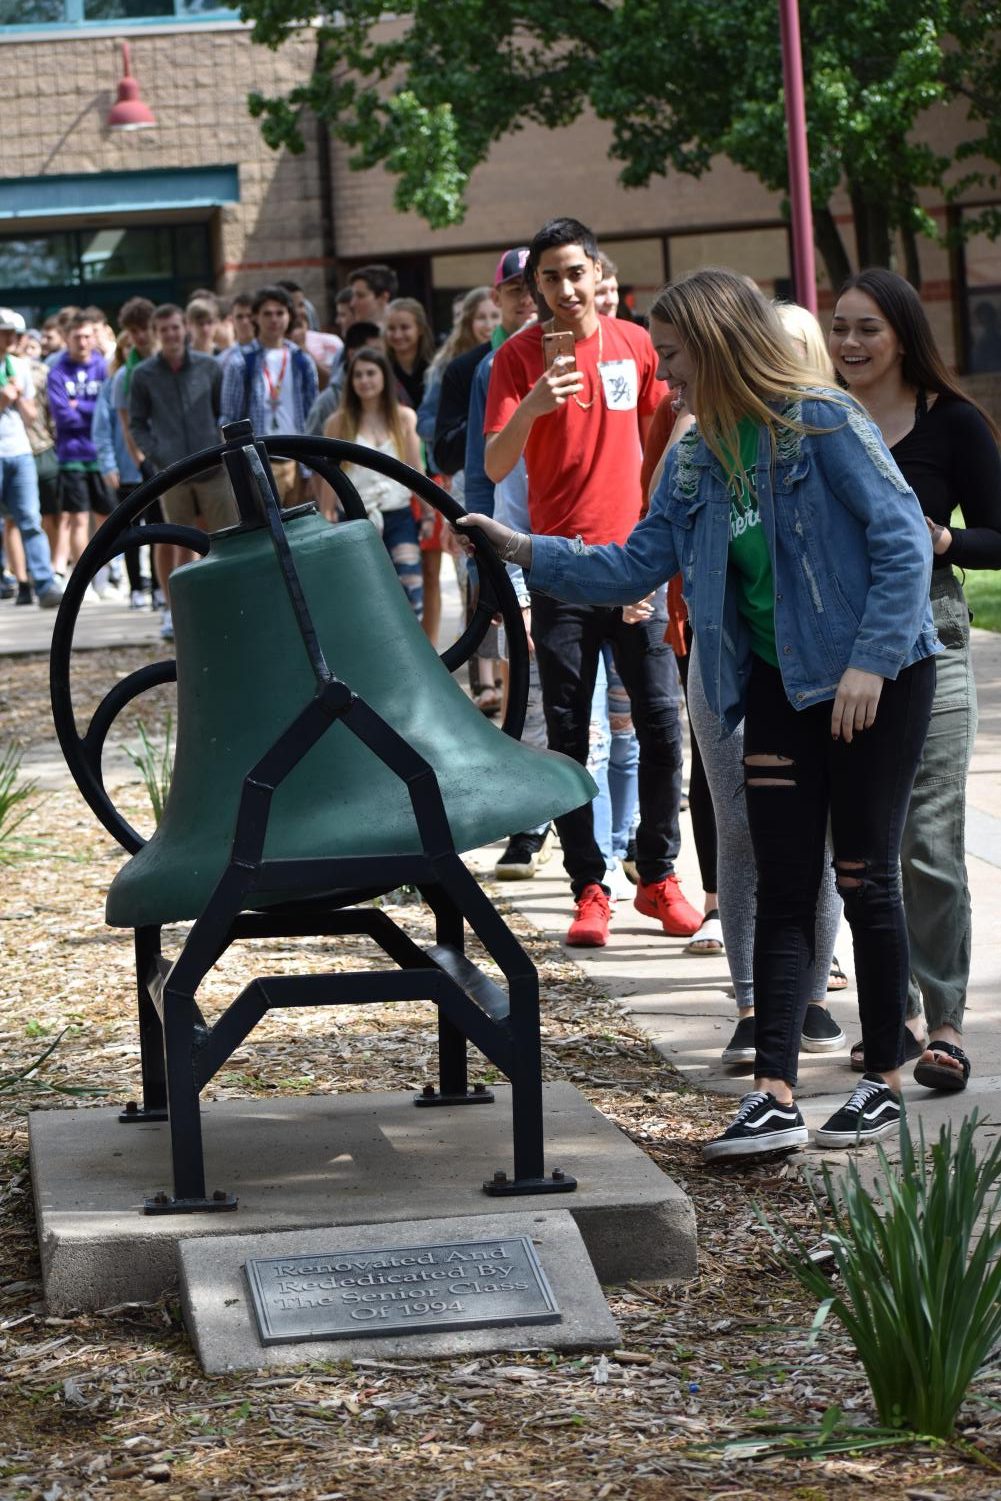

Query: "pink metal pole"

xmin=778 ymin=0 xmax=817 ymax=313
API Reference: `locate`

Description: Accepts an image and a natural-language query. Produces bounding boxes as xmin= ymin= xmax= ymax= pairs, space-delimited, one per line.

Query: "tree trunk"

xmin=900 ymin=223 xmax=922 ymax=290
xmin=850 ymin=186 xmax=869 ymax=265
xmin=849 ymin=185 xmax=894 ymax=270
xmin=813 ymin=205 xmax=853 ymax=291
xmin=866 ymin=203 xmax=892 ymax=269
xmin=897 ymin=186 xmax=923 ymax=289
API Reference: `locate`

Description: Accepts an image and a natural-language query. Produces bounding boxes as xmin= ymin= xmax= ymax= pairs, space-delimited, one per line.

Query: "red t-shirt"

xmin=484 ymin=317 xmax=666 ymax=545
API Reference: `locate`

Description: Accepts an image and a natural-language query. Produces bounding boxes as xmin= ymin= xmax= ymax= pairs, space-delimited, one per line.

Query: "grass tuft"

xmin=0 ymin=742 xmax=38 ymax=864
xmin=125 ymin=713 xmax=174 ymax=826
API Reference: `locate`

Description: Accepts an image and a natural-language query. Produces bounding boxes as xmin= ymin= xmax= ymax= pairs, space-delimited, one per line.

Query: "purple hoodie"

xmin=47 ymin=350 xmax=108 ymax=465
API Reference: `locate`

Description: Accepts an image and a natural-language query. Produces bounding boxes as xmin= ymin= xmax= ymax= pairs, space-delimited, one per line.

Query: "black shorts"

xmin=34 ymin=449 xmax=61 ymax=517
xmin=58 ymin=469 xmax=113 ymax=516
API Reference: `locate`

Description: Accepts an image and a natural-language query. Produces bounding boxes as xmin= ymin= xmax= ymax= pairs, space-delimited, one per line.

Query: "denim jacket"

xmin=528 ymin=392 xmax=941 ymax=733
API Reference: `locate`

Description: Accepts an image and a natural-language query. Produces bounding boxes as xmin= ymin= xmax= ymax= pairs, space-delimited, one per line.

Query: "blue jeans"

xmin=381 ymin=506 xmax=423 ymax=618
xmin=0 ymin=452 xmax=55 ymax=593
xmin=588 ymin=647 xmax=640 ymax=865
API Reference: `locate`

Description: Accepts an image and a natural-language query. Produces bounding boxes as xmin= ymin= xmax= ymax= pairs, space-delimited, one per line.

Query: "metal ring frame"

xmin=49 ymin=426 xmax=530 ymax=856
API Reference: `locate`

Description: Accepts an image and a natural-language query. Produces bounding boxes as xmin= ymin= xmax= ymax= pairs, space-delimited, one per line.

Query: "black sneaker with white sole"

xmin=800 ymin=1003 xmax=847 ymax=1053
xmin=494 ymin=826 xmax=554 ymax=880
xmin=702 ymin=1091 xmax=808 ymax=1162
xmin=813 ymin=1074 xmax=901 ymax=1148
xmin=721 ymin=1015 xmax=756 ymax=1066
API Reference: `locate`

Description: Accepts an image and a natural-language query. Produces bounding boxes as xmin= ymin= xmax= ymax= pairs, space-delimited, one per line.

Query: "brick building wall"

xmin=0 ymin=24 xmax=331 ymax=314
xmin=2 ymin=18 xmax=1000 ymax=417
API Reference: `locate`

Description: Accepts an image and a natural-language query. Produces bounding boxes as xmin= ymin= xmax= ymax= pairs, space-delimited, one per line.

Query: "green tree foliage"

xmin=942 ymin=1 xmax=1001 ymax=241
xmin=242 ymin=0 xmax=1000 ymax=286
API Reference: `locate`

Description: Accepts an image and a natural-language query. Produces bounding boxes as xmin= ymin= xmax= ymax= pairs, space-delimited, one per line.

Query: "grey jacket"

xmin=128 ymin=351 xmax=222 ymax=472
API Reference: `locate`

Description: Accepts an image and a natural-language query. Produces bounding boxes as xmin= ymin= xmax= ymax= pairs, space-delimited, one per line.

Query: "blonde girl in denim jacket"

xmin=460 ymin=268 xmax=940 ymax=1162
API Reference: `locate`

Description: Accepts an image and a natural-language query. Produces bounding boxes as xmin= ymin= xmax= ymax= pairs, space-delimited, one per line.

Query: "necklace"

xmin=544 ymin=318 xmax=603 ymax=410
xmin=262 ymin=345 xmax=289 ymax=430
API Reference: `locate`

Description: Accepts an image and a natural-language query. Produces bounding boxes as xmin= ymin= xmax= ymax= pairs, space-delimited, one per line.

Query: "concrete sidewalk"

xmin=0 ymin=588 xmax=163 ymax=656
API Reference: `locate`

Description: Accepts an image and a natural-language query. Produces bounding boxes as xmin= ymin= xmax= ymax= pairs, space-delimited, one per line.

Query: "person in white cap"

xmin=0 ymin=309 xmax=63 ymax=609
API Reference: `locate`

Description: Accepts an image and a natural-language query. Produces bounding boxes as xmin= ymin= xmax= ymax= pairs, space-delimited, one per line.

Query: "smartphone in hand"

xmin=542 ymin=331 xmax=576 ymax=371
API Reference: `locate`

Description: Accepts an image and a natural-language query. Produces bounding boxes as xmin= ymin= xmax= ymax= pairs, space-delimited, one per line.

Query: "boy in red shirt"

xmin=484 ymin=216 xmax=700 ymax=947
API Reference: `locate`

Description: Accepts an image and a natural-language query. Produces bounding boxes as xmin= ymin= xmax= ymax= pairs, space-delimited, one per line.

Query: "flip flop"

xmin=684 ymin=910 xmax=724 ymax=955
xmin=827 ymin=956 xmax=848 ymax=991
xmin=913 ymin=1039 xmax=970 ymax=1093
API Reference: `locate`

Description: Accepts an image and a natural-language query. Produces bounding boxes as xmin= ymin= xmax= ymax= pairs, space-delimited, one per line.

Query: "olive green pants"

xmin=903 ymin=572 xmax=977 ymax=1035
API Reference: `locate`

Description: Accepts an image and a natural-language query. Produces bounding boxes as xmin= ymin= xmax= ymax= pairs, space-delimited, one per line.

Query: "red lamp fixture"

xmin=107 ymin=41 xmax=157 ymax=132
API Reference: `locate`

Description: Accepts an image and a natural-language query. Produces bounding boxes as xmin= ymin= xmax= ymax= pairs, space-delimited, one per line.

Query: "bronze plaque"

xmin=244 ymin=1235 xmax=561 ymax=1345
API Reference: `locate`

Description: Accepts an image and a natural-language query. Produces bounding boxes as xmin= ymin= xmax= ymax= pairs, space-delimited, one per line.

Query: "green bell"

xmin=107 ymin=512 xmax=595 ymax=929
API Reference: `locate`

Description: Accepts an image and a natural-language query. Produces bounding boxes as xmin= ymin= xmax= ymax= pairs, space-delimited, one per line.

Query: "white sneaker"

xmin=603 ymin=860 xmax=634 ymax=902
xmin=130 ymin=589 xmax=148 ymax=610
xmin=160 ymin=608 xmax=174 ymax=641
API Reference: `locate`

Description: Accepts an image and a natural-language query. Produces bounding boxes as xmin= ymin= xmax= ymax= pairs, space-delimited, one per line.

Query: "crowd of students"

xmin=455 ymin=215 xmax=1000 ymax=1162
xmin=2 ymin=219 xmax=998 ymax=1163
xmin=0 ymin=282 xmax=328 ymax=636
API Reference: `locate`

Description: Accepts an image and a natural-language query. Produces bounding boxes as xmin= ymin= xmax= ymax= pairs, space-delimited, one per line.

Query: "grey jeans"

xmin=685 ymin=636 xmax=842 ymax=1011
xmin=903 ymin=572 xmax=977 ymax=1035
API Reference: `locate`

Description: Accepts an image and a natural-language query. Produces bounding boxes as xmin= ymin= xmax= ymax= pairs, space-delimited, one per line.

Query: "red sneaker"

xmin=634 ymin=875 xmax=703 ymax=937
xmin=566 ymin=882 xmax=611 ymax=947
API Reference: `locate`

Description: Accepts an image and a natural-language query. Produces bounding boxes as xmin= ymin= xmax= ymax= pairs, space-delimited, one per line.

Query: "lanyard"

xmin=262 ymin=347 xmax=289 ymax=429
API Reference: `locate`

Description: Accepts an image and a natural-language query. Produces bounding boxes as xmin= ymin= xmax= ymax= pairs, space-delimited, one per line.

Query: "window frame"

xmin=0 ymin=0 xmax=238 ymax=31
xmin=954 ymin=202 xmax=1001 ymax=376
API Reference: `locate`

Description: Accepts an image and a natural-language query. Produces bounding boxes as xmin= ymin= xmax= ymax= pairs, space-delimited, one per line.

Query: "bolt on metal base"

xmin=482 ymin=1168 xmax=577 ymax=1196
xmin=413 ymin=1081 xmax=495 ymax=1107
xmin=118 ymin=1100 xmax=169 ymax=1124
xmin=143 ymin=1189 xmax=238 ymax=1215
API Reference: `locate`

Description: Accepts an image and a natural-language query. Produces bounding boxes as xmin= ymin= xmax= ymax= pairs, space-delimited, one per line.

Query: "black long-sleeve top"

xmin=432 ymin=341 xmax=491 ymax=476
xmin=891 ymin=393 xmax=1001 ymax=571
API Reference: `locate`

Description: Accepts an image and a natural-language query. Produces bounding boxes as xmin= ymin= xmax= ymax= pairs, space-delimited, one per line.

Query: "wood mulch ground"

xmin=1 ymin=648 xmax=999 ymax=1499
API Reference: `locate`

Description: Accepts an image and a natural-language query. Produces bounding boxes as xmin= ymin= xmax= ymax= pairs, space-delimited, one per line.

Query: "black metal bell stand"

xmin=49 ymin=423 xmax=578 ymax=1213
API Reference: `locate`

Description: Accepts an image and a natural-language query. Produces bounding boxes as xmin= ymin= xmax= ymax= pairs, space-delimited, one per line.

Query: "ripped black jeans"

xmin=743 ymin=653 xmax=935 ymax=1087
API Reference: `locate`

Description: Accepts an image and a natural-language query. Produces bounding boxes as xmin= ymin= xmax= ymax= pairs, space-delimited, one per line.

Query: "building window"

xmin=0 ymin=222 xmax=213 ymax=328
xmin=960 ymin=210 xmax=1001 ymax=375
xmin=79 ymin=227 xmax=174 ymax=283
xmin=0 ymin=0 xmax=236 ymax=27
xmin=0 ymin=234 xmax=76 ymax=288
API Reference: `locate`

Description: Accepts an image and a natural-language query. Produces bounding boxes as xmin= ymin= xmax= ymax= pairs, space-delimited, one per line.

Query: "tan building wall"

xmin=2 ymin=17 xmax=1000 ymax=412
xmin=330 ymin=65 xmax=1001 ymax=397
xmin=0 ymin=23 xmax=331 ymax=313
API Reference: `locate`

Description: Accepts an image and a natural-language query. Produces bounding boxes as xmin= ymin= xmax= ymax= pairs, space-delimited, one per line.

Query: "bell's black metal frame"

xmin=49 ymin=422 xmax=576 ymax=1214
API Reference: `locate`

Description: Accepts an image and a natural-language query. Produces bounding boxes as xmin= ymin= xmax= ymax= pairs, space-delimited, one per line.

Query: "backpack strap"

xmin=242 ymin=345 xmax=261 ymax=415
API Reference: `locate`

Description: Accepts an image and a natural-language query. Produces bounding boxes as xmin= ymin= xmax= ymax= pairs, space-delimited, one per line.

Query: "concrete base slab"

xmin=31 ymin=1083 xmax=697 ymax=1313
xmin=179 ymin=1210 xmax=620 ymax=1374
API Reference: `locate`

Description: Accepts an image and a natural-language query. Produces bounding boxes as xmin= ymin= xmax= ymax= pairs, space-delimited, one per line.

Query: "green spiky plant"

xmin=770 ymin=1108 xmax=1001 ymax=1439
xmin=0 ymin=742 xmax=38 ymax=864
xmin=125 ymin=714 xmax=174 ymax=826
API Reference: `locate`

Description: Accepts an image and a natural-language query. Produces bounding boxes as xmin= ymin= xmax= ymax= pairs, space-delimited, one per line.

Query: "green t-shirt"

xmin=726 ymin=418 xmax=778 ymax=667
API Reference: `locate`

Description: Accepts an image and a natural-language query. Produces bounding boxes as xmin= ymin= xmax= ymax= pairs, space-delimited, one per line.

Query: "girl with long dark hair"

xmin=830 ymin=268 xmax=1001 ymax=1093
xmin=324 ymin=346 xmax=424 ymax=616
